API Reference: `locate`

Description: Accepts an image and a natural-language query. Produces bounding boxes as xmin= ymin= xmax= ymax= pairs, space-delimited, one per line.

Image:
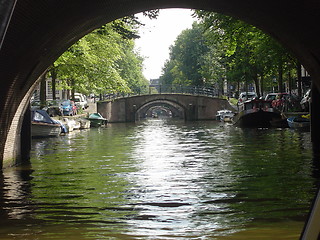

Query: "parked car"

xmin=300 ymin=89 xmax=311 ymax=111
xmin=61 ymin=100 xmax=77 ymax=116
xmin=265 ymin=92 xmax=301 ymax=111
xmin=46 ymin=100 xmax=63 ymax=117
xmin=74 ymin=93 xmax=88 ymax=110
xmin=265 ymin=93 xmax=287 ymax=101
xmin=269 ymin=93 xmax=288 ymax=110
xmin=265 ymin=92 xmax=289 ymax=101
xmin=238 ymin=92 xmax=257 ymax=104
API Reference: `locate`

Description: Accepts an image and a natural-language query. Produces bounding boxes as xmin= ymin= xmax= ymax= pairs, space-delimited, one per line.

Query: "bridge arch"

xmin=1 ymin=2 xmax=320 ymax=166
xmin=135 ymin=99 xmax=186 ymax=120
xmin=97 ymin=94 xmax=232 ymax=123
xmin=145 ymin=106 xmax=175 ymax=118
xmin=1 ymin=1 xmax=320 ymax=237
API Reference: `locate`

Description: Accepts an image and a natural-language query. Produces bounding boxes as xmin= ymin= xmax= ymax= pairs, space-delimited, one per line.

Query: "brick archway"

xmin=2 ymin=1 xmax=320 ymax=166
xmin=1 ymin=1 xmax=320 ymax=237
xmin=135 ymin=100 xmax=186 ymax=120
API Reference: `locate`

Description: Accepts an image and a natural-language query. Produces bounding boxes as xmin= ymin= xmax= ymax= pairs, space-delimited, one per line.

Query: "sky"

xmin=134 ymin=9 xmax=196 ymax=80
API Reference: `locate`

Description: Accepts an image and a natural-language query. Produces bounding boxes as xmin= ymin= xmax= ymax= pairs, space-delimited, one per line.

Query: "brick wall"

xmin=3 ymin=87 xmax=33 ymax=168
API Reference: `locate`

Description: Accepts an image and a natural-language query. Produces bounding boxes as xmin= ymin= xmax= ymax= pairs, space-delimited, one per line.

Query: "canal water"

xmin=0 ymin=119 xmax=319 ymax=239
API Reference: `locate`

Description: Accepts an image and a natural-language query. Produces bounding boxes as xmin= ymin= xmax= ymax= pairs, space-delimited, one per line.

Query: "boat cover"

xmin=31 ymin=109 xmax=57 ymax=124
xmin=88 ymin=113 xmax=106 ymax=120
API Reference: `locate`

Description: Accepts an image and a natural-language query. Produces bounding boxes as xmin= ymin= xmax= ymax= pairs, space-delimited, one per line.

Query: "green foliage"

xmin=199 ymin=11 xmax=299 ymax=95
xmin=160 ymin=22 xmax=209 ymax=86
xmin=51 ymin=16 xmax=151 ymax=96
xmin=161 ymin=10 xmax=299 ymax=96
xmin=117 ymin=40 xmax=149 ymax=94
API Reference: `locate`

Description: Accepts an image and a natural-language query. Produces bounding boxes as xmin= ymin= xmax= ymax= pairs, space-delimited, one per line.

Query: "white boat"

xmin=61 ymin=118 xmax=81 ymax=132
xmin=216 ymin=109 xmax=235 ymax=122
xmin=78 ymin=118 xmax=91 ymax=129
xmin=31 ymin=110 xmax=61 ymax=137
xmin=54 ymin=119 xmax=68 ymax=134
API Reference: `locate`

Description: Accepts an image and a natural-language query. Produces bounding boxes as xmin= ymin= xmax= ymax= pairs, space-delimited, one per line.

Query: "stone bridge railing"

xmin=99 ymin=84 xmax=218 ymax=101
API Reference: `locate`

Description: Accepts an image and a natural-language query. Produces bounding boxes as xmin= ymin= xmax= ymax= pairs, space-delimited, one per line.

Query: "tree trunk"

xmin=260 ymin=74 xmax=264 ymax=97
xmin=40 ymin=72 xmax=47 ymax=108
xmin=296 ymin=62 xmax=302 ymax=98
xmin=244 ymin=71 xmax=248 ymax=93
xmin=253 ymin=72 xmax=260 ymax=97
xmin=278 ymin=60 xmax=283 ymax=93
xmin=71 ymin=79 xmax=75 ymax=100
xmin=51 ymin=66 xmax=57 ymax=100
xmin=288 ymin=70 xmax=292 ymax=94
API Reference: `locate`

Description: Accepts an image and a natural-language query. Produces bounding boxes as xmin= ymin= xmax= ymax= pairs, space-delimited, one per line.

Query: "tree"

xmin=117 ymin=40 xmax=149 ymax=94
xmin=160 ymin=22 xmax=209 ymax=87
xmin=40 ymin=11 xmax=160 ymax=100
xmin=54 ymin=24 xmax=130 ymax=96
xmin=195 ymin=11 xmax=299 ymax=96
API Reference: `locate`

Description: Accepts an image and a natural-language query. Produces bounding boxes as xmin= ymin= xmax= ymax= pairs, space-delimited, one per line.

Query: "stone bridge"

xmin=2 ymin=1 xmax=320 ymax=236
xmin=97 ymin=94 xmax=233 ymax=122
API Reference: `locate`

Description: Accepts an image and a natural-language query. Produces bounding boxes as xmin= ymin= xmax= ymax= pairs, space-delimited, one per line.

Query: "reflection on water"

xmin=0 ymin=119 xmax=318 ymax=239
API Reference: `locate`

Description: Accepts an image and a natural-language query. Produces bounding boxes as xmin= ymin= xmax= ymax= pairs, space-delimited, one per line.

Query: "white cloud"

xmin=135 ymin=9 xmax=195 ymax=80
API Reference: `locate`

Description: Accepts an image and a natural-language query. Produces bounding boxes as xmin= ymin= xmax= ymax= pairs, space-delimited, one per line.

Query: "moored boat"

xmin=270 ymin=117 xmax=289 ymax=128
xmin=88 ymin=113 xmax=107 ymax=127
xmin=54 ymin=119 xmax=68 ymax=134
xmin=78 ymin=118 xmax=91 ymax=129
xmin=287 ymin=116 xmax=310 ymax=131
xmin=216 ymin=109 xmax=235 ymax=122
xmin=233 ymin=99 xmax=282 ymax=128
xmin=31 ymin=110 xmax=62 ymax=137
xmin=64 ymin=118 xmax=81 ymax=131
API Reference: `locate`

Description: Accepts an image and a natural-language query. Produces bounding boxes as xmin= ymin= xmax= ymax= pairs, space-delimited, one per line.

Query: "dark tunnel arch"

xmin=135 ymin=99 xmax=186 ymax=121
xmin=146 ymin=106 xmax=174 ymax=118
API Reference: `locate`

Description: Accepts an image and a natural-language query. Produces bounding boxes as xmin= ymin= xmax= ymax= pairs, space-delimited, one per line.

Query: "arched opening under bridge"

xmin=145 ymin=106 xmax=173 ymax=118
xmin=135 ymin=99 xmax=185 ymax=121
xmin=2 ymin=0 xmax=320 ymax=167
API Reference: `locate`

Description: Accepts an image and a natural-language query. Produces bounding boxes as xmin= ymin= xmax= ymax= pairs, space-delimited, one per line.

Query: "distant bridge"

xmin=97 ymin=92 xmax=234 ymax=122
